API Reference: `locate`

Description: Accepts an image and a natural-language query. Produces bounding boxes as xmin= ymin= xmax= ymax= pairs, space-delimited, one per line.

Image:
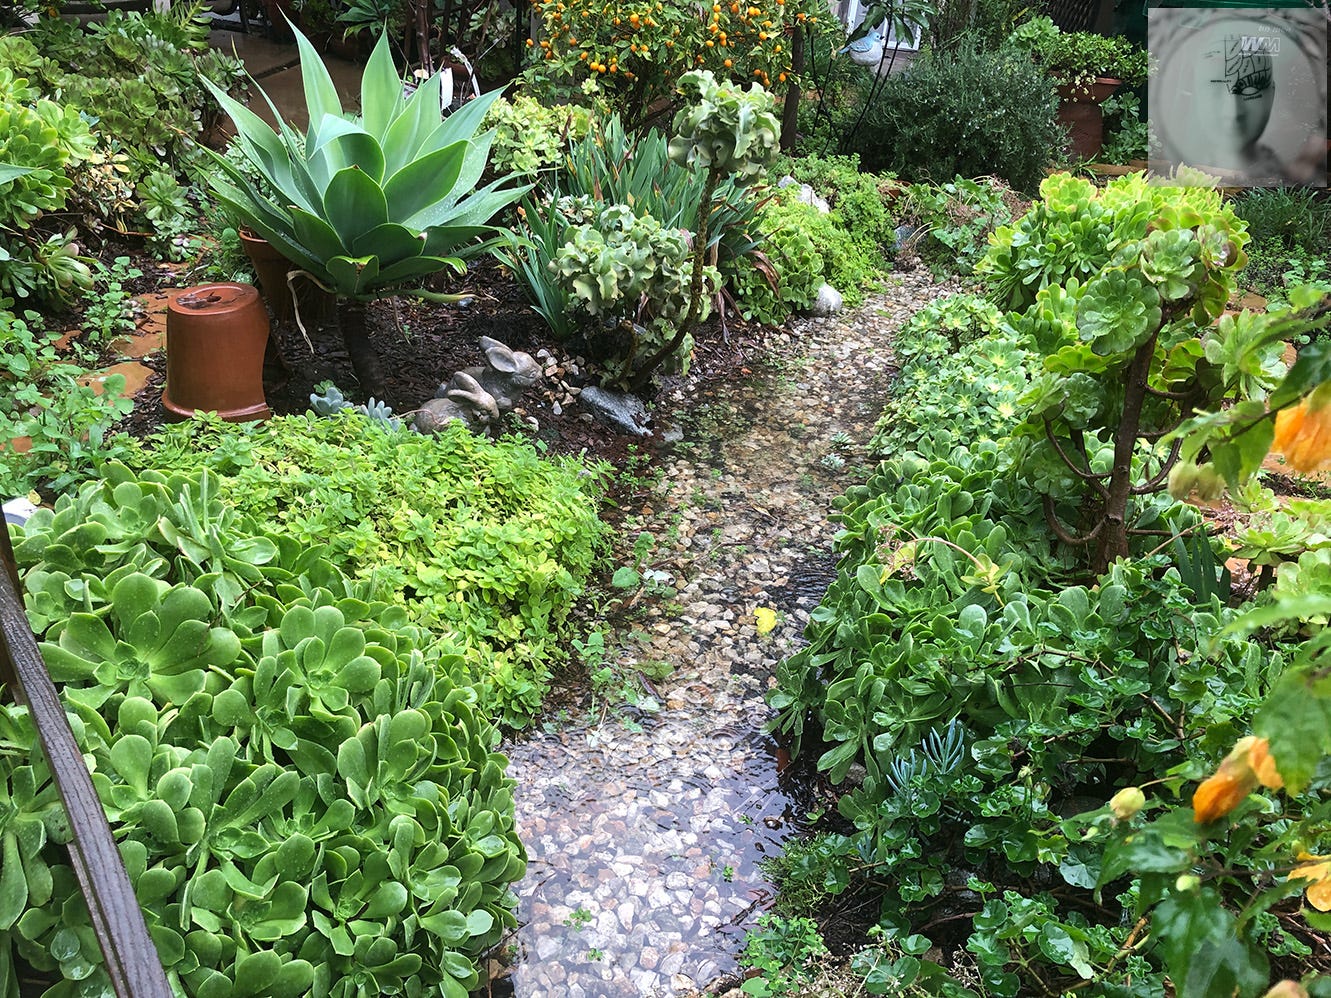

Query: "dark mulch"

xmin=107 ymin=253 xmax=772 ymax=473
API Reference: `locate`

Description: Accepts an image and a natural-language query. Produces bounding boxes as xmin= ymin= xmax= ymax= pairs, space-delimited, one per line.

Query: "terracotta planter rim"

xmin=1055 ymin=76 xmax=1122 ymax=104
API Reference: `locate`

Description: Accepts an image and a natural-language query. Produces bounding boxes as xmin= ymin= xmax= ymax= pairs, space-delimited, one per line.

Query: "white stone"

xmin=809 ymin=283 xmax=844 ymax=317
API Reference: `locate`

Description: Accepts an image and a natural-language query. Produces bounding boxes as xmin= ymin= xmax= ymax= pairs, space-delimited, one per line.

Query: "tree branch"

xmin=1045 ymin=419 xmax=1111 ymax=497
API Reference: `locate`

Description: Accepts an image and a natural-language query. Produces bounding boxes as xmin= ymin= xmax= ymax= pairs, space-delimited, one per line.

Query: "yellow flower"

xmin=1263 ymin=982 xmax=1310 ymax=998
xmin=754 ymin=606 xmax=778 ymax=636
xmin=1192 ymin=735 xmax=1283 ymax=824
xmin=1273 ymin=396 xmax=1331 ymax=474
xmin=1289 ymin=853 xmax=1331 ymax=912
xmin=1109 ymin=786 xmax=1145 ymax=820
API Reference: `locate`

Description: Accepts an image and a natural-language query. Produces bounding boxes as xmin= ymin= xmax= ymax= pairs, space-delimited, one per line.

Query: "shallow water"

xmin=494 ymin=285 xmax=931 ymax=997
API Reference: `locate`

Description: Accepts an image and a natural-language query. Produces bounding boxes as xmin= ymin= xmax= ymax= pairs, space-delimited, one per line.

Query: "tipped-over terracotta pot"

xmin=162 ymin=283 xmax=271 ymax=422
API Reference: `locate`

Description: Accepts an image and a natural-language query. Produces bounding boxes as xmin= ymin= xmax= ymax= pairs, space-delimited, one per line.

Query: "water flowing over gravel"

xmin=497 ymin=272 xmax=955 ymax=998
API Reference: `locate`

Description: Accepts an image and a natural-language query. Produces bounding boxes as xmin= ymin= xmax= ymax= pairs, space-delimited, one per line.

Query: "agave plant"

xmin=201 ymin=23 xmax=528 ymax=396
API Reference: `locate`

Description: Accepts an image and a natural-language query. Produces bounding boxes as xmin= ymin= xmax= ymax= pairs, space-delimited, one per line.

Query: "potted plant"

xmin=1008 ymin=16 xmax=1148 ymax=160
xmin=200 ymin=20 xmax=529 ymax=398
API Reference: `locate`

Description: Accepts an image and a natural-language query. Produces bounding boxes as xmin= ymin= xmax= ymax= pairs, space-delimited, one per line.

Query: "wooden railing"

xmin=0 ymin=524 xmax=172 ymax=998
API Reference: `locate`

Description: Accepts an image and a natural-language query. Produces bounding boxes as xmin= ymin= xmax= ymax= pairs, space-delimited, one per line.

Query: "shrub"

xmin=0 ymin=305 xmax=135 ymax=496
xmin=778 ymin=152 xmax=900 ymax=260
xmin=553 ymin=202 xmax=712 ymax=378
xmin=902 ymin=175 xmax=1019 ymax=278
xmin=847 ymin=40 xmax=1063 ymax=192
xmin=4 ymin=464 xmax=524 ymax=998
xmin=729 ymin=186 xmax=881 ymax=323
xmin=556 ymin=115 xmax=762 ymax=267
xmin=482 ymin=95 xmax=591 ymax=177
xmin=1232 ymin=187 xmax=1331 ymax=254
xmin=521 ymin=0 xmax=835 ymax=127
xmin=2 ymin=4 xmax=245 ymax=187
xmin=125 ymin=413 xmax=609 ymax=725
xmin=868 ymin=294 xmax=1032 ymax=458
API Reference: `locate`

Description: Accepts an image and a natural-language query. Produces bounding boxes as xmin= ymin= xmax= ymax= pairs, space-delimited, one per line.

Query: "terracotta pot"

xmin=162 ymin=284 xmax=271 ymax=422
xmin=1055 ymin=77 xmax=1121 ymax=162
xmin=239 ymin=230 xmax=335 ymax=327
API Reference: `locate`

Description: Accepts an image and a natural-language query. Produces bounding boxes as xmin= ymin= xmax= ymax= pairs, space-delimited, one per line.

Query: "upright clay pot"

xmin=162 ymin=283 xmax=271 ymax=422
xmin=239 ymin=229 xmax=336 ymax=327
xmin=1056 ymin=77 xmax=1121 ymax=162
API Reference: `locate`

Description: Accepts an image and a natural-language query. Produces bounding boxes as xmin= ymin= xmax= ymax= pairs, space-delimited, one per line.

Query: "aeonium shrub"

xmin=981 ymin=174 xmax=1292 ymax=571
xmin=3 ymin=464 xmax=524 ymax=998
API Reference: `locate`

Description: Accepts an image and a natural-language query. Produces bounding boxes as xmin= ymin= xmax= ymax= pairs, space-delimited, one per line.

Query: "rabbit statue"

xmin=458 ymin=336 xmax=543 ymax=413
xmin=414 ymin=372 xmax=501 ymax=434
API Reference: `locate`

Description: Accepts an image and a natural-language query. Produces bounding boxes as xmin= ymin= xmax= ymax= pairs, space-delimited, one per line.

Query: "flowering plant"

xmin=523 ymin=0 xmax=832 ymax=126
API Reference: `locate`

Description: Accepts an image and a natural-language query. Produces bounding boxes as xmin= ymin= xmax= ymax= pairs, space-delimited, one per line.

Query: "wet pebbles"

xmin=499 ymin=273 xmax=954 ymax=997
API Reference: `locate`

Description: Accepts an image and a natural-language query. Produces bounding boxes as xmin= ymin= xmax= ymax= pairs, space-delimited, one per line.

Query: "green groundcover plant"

xmin=3 ymin=463 xmax=524 ymax=998
xmin=124 ymin=413 xmax=609 ymax=726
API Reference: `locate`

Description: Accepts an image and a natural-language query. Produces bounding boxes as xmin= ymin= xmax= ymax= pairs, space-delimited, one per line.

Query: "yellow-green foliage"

xmin=128 ymin=413 xmax=610 ymax=726
xmin=482 ymin=94 xmax=591 ymax=177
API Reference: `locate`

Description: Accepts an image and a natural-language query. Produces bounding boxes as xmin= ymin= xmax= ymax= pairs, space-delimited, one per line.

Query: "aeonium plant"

xmin=202 ymin=22 xmax=530 ymax=399
xmin=625 ymin=68 xmax=779 ymax=390
xmin=986 ymin=173 xmax=1301 ymax=572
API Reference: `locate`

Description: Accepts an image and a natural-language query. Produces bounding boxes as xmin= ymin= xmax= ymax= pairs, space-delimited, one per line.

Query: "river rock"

xmin=809 ymin=283 xmax=844 ymax=317
xmin=579 ymin=385 xmax=653 ymax=436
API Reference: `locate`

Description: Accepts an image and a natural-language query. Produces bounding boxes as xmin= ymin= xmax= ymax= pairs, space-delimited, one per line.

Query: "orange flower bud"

xmin=1273 ymin=397 xmax=1331 ymax=474
xmin=1193 ymin=736 xmax=1282 ymax=823
xmin=526 ymin=37 xmax=534 ymax=45
xmin=724 ymin=57 xmax=732 ymax=66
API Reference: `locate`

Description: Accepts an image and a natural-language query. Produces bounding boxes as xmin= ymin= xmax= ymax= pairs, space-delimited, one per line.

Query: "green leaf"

xmin=360 ymin=31 xmax=403 ymax=140
xmin=611 ymin=566 xmax=640 ymax=588
xmin=1272 ymin=339 xmax=1331 ymax=409
xmin=350 ymin=223 xmax=423 ymax=265
xmin=0 ymin=833 xmax=27 ymax=930
xmin=1153 ymin=889 xmax=1269 ymax=998
xmin=321 ymin=165 xmax=390 ymax=254
xmin=1254 ymin=663 xmax=1331 ymax=794
xmin=381 ymin=140 xmax=467 ymax=223
xmin=291 ymin=22 xmax=344 ymax=137
xmin=308 ymin=116 xmax=387 ymax=186
xmin=289 ymin=206 xmax=349 ymax=261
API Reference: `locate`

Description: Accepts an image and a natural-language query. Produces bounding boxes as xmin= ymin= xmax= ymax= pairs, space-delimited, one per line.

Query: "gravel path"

xmin=497 ymin=272 xmax=953 ymax=998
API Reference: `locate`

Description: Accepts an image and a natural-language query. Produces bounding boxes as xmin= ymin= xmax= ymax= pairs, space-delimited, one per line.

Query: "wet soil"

xmin=107 ymin=254 xmax=769 ymax=477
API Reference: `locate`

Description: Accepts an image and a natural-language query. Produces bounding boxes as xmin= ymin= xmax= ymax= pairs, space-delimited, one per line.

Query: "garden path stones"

xmin=500 ymin=271 xmax=953 ymax=998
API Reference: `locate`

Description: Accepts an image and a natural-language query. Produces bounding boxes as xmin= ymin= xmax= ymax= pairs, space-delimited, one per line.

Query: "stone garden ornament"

xmin=415 ymin=336 xmax=543 ymax=434
xmin=839 ymin=26 xmax=885 ymax=67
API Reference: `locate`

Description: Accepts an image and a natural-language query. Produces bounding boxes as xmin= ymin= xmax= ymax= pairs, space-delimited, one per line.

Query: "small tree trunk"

xmin=627 ymin=167 xmax=721 ymax=392
xmin=339 ymin=298 xmax=387 ymax=400
xmin=1093 ymin=334 xmax=1157 ymax=573
xmin=780 ymin=27 xmax=805 ymax=151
